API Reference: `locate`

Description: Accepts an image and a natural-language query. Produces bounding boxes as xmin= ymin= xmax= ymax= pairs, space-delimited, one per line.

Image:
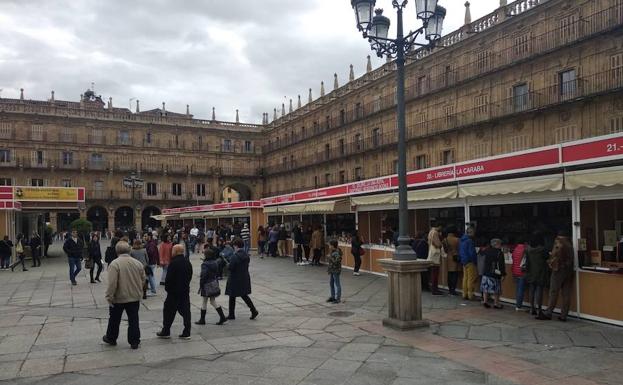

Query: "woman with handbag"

xmin=10 ymin=234 xmax=27 ymax=272
xmin=195 ymin=247 xmax=227 ymax=325
xmin=351 ymin=231 xmax=365 ymax=276
xmin=480 ymin=238 xmax=506 ymax=309
xmin=88 ymin=233 xmax=103 ymax=283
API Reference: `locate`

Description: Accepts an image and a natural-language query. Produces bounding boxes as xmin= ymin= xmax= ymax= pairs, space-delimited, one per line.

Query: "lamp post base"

xmin=379 ymin=258 xmax=432 ymax=331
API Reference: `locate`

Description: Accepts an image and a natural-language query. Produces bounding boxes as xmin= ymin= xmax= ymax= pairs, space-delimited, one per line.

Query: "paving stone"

xmin=438 ymin=324 xmax=469 ymax=339
xmin=533 ymin=329 xmax=573 ymax=346
xmin=467 ymin=326 xmax=501 ymax=341
xmin=318 ymin=359 xmax=363 ymax=373
xmin=566 ymin=330 xmax=611 ymax=348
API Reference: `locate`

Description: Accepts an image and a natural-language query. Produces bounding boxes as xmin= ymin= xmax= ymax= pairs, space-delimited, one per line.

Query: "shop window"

xmin=513 ymin=83 xmax=529 ymax=112
xmin=354 ymin=167 xmax=363 ymax=181
xmin=324 ymin=173 xmax=331 ymax=187
xmin=172 ymin=183 xmax=182 ymax=196
xmin=196 ymin=183 xmax=206 ymax=197
xmin=62 ymin=151 xmax=73 ymax=165
xmin=31 ymin=178 xmax=44 ymax=187
xmin=415 ymin=154 xmax=427 ymax=170
xmin=579 ymin=199 xmax=623 ymax=267
xmin=440 ymin=149 xmax=454 ymax=165
xmin=339 ymin=170 xmax=346 ymax=184
xmin=610 ymin=116 xmax=623 ymax=134
xmin=0 ymin=178 xmax=12 ymax=186
xmin=559 ymin=69 xmax=577 ymax=99
xmin=146 ymin=183 xmax=157 ymax=196
xmin=372 ymin=128 xmax=380 ymax=147
xmin=0 ymin=149 xmax=10 ymax=163
xmin=61 ymin=179 xmax=72 ymax=188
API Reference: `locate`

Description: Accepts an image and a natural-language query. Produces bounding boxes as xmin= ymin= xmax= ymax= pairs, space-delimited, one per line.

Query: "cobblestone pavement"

xmin=0 ymin=241 xmax=621 ymax=385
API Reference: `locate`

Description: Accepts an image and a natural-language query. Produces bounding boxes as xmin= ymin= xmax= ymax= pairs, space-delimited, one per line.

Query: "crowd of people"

xmin=0 ymin=231 xmax=50 ymax=272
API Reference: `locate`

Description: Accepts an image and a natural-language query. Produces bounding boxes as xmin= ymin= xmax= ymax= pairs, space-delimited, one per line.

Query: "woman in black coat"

xmin=88 ymin=233 xmax=103 ymax=283
xmin=225 ymin=238 xmax=258 ymax=320
xmin=195 ymin=247 xmax=227 ymax=325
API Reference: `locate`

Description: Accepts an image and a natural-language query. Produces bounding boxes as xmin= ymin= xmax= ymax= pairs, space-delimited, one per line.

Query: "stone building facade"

xmin=1 ymin=0 xmax=622 ymax=231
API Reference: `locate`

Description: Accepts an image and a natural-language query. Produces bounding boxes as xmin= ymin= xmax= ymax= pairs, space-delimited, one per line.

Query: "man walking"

xmin=157 ymin=244 xmax=193 ymax=339
xmin=63 ymin=230 xmax=84 ymax=285
xmin=240 ymin=223 xmax=251 ymax=255
xmin=103 ymin=241 xmax=146 ymax=349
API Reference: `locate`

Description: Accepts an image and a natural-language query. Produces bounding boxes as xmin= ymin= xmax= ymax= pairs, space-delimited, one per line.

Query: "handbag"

xmin=359 ymin=247 xmax=366 ymax=256
xmin=203 ymin=280 xmax=221 ymax=297
xmin=520 ymin=250 xmax=528 ymax=272
xmin=84 ymin=258 xmax=93 ymax=269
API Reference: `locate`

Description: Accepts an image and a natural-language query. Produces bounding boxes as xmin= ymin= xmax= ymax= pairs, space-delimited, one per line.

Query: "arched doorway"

xmin=142 ymin=206 xmax=161 ymax=231
xmin=114 ymin=206 xmax=134 ymax=231
xmin=222 ymin=182 xmax=252 ymax=202
xmin=56 ymin=212 xmax=80 ymax=232
xmin=87 ymin=206 xmax=109 ymax=232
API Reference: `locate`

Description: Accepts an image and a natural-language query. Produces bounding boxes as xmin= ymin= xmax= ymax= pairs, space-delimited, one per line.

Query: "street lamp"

xmin=351 ymin=0 xmax=446 ymax=330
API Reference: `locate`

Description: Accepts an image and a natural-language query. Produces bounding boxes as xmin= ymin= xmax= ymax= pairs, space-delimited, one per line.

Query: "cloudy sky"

xmin=0 ymin=0 xmax=502 ymax=123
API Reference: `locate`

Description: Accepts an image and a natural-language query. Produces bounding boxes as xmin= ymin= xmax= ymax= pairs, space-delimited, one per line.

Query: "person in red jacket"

xmin=511 ymin=237 xmax=527 ymax=311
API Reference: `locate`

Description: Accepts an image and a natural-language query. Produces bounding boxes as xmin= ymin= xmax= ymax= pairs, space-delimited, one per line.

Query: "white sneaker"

xmin=353 ymin=272 xmax=360 ymax=276
xmin=146 ymin=292 xmax=157 ymax=297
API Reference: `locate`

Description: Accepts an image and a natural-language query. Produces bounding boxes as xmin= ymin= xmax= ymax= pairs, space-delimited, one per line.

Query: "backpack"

xmin=104 ymin=246 xmax=117 ymax=264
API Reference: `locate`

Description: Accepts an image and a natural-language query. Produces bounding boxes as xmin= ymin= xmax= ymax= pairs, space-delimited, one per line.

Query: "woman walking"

xmin=159 ymin=234 xmax=173 ymax=285
xmin=88 ymin=233 xmax=103 ymax=283
xmin=226 ymin=238 xmax=259 ymax=320
xmin=350 ymin=231 xmax=364 ymax=276
xmin=257 ymin=226 xmax=267 ymax=259
xmin=10 ymin=234 xmax=27 ymax=272
xmin=195 ymin=248 xmax=227 ymax=326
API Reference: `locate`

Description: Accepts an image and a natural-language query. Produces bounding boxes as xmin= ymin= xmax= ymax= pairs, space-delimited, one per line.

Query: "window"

xmin=417 ymin=76 xmax=426 ymax=95
xmin=473 ymin=142 xmax=490 ymax=158
xmin=290 ymin=155 xmax=294 ymax=168
xmin=31 ymin=124 xmax=44 ymax=141
xmin=513 ymin=83 xmax=529 ymax=112
xmin=559 ymin=14 xmax=577 ymax=43
xmin=415 ymin=155 xmax=427 ymax=170
xmin=373 ymin=95 xmax=381 ymax=112
xmin=223 ymin=139 xmax=232 ymax=152
xmin=313 ymin=121 xmax=319 ymax=134
xmin=339 ymin=170 xmax=346 ymax=184
xmin=325 ymin=115 xmax=331 ymax=129
xmin=91 ymin=153 xmax=103 ymax=164
xmin=354 ymin=167 xmax=363 ymax=181
xmin=145 ymin=132 xmax=152 ymax=144
xmin=94 ymin=180 xmax=104 ymax=191
xmin=444 ymin=105 xmax=456 ymax=127
xmin=31 ymin=179 xmax=44 ymax=187
xmin=355 ymin=103 xmax=362 ymax=119
xmin=476 ymin=51 xmax=492 ymax=73
xmin=355 ymin=134 xmax=362 ymax=151
xmin=314 ymin=176 xmax=319 ymax=188
xmin=282 ymin=157 xmax=287 ymax=166
xmin=0 ymin=178 xmax=12 ymax=186
xmin=325 ymin=144 xmax=330 ymax=160
xmin=324 ymin=173 xmax=331 ymax=187
xmin=244 ymin=141 xmax=252 ymax=153
xmin=339 ymin=139 xmax=345 ymax=155
xmin=0 ymin=149 xmax=10 ymax=163
xmin=61 ymin=179 xmax=72 ymax=188
xmin=559 ymin=69 xmax=577 ymax=98
xmin=172 ymin=183 xmax=182 ymax=196
xmin=441 ymin=150 xmax=454 ymax=165
xmin=119 ymin=130 xmax=130 ymax=145
xmin=196 ymin=183 xmax=206 ymax=197
xmin=35 ymin=150 xmax=44 ymax=165
xmin=0 ymin=122 xmax=12 ymax=139
xmin=611 ymin=53 xmax=623 ymax=82
xmin=392 ymin=159 xmax=398 ymax=174
xmin=475 ymin=94 xmax=489 ymax=115
xmin=91 ymin=128 xmax=103 ymax=144
xmin=340 ymin=109 xmax=346 ymax=125
xmin=443 ymin=65 xmax=453 ymax=86
xmin=554 ymin=125 xmax=577 ymax=144
xmin=146 ymin=182 xmax=157 ymax=196
xmin=508 ymin=135 xmax=529 ymax=152
xmin=513 ymin=33 xmax=531 ymax=57
xmin=60 ymin=127 xmax=73 ymax=142
xmin=62 ymin=151 xmax=73 ymax=165
xmin=372 ymin=128 xmax=380 ymax=147
xmin=610 ymin=116 xmax=623 ymax=134
xmin=301 ymin=126 xmax=306 ymax=138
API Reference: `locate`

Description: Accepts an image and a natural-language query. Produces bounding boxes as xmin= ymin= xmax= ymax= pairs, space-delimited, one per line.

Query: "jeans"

xmin=330 ymin=273 xmax=341 ymax=300
xmin=68 ymin=257 xmax=82 ymax=283
xmin=162 ymin=294 xmax=191 ymax=334
xmin=160 ymin=265 xmax=168 ymax=284
xmin=514 ymin=276 xmax=526 ymax=308
xmin=1 ymin=255 xmax=10 ymax=269
xmin=90 ymin=259 xmax=103 ymax=281
xmin=294 ymin=244 xmax=302 ymax=263
xmin=353 ymin=251 xmax=362 ymax=273
xmin=429 ymin=265 xmax=440 ymax=293
xmin=243 ymin=239 xmax=250 ymax=255
xmin=147 ymin=265 xmax=157 ymax=293
xmin=32 ymin=247 xmax=41 ymax=267
xmin=10 ymin=254 xmax=26 ymax=271
xmin=529 ymin=283 xmax=544 ymax=313
xmin=105 ymin=301 xmax=140 ymax=345
xmin=258 ymin=241 xmax=266 ymax=255
xmin=268 ymin=242 xmax=278 ymax=257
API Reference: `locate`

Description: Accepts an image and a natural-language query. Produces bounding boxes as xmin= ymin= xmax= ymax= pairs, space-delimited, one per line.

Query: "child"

xmin=327 ymin=240 xmax=342 ymax=304
xmin=195 ymin=248 xmax=227 ymax=325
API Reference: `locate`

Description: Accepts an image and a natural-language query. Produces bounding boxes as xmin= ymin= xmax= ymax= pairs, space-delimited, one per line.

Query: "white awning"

xmin=179 ymin=212 xmax=206 ymax=219
xmin=204 ymin=209 xmax=250 ymax=218
xmin=263 ymin=206 xmax=279 ymax=214
xmin=408 ymin=186 xmax=458 ymax=201
xmin=150 ymin=214 xmax=170 ymax=221
xmin=565 ymin=166 xmax=623 ymax=190
xmin=281 ymin=203 xmax=308 ymax=214
xmin=458 ymin=175 xmax=563 ymax=198
xmin=303 ymin=201 xmax=337 ymax=213
xmin=351 ymin=192 xmax=396 ymax=206
xmin=263 ymin=200 xmax=348 ymax=215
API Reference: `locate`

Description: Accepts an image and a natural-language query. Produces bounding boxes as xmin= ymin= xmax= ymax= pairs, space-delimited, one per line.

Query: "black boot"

xmin=216 ymin=307 xmax=227 ymax=325
xmin=195 ymin=309 xmax=206 ymax=325
xmin=227 ymin=299 xmax=236 ymax=320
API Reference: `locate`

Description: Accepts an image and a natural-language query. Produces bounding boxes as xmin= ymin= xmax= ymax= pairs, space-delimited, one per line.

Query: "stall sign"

xmin=347 ymin=176 xmax=393 ymax=194
xmin=407 ymin=166 xmax=455 ymax=186
xmin=454 ymin=148 xmax=560 ymax=180
xmin=13 ymin=187 xmax=85 ymax=202
xmin=562 ymin=134 xmax=623 ymax=165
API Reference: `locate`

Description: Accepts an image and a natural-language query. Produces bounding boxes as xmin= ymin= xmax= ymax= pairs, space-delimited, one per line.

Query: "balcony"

xmin=117 ymin=137 xmax=133 ymax=146
xmin=163 ymin=192 xmax=188 ymax=201
xmin=57 ymin=159 xmax=81 ymax=170
xmin=142 ymin=192 xmax=163 ymax=200
xmin=115 ymin=162 xmax=137 ymax=172
xmin=140 ymin=162 xmax=163 ymax=173
xmin=86 ymin=160 xmax=108 ymax=171
xmin=142 ymin=139 xmax=161 ymax=148
xmin=168 ymin=140 xmax=186 ymax=150
xmin=0 ymin=130 xmax=15 ymax=140
xmin=190 ymin=164 xmax=211 ymax=176
xmin=58 ymin=133 xmax=77 ymax=143
xmin=23 ymin=158 xmax=50 ymax=169
xmin=88 ymin=135 xmax=106 ymax=145
xmin=167 ymin=164 xmax=188 ymax=174
xmin=87 ymin=190 xmax=113 ymax=200
xmin=28 ymin=132 xmax=47 ymax=141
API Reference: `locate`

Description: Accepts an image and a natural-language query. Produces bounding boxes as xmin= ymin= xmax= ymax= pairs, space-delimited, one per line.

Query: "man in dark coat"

xmin=30 ymin=232 xmax=42 ymax=267
xmin=226 ymin=238 xmax=258 ymax=320
xmin=157 ymin=244 xmax=193 ymax=339
xmin=63 ymin=230 xmax=84 ymax=285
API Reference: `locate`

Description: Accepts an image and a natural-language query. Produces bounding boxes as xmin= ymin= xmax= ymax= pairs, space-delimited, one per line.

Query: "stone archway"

xmin=142 ymin=206 xmax=161 ymax=231
xmin=87 ymin=205 xmax=109 ymax=232
xmin=114 ymin=206 xmax=134 ymax=231
xmin=222 ymin=182 xmax=253 ymax=202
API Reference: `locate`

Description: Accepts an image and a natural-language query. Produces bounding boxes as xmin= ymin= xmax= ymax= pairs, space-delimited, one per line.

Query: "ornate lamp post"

xmin=351 ymin=0 xmax=446 ymax=330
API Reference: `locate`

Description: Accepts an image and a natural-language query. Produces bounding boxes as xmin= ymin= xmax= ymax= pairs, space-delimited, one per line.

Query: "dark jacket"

xmin=225 ymin=249 xmax=252 ymax=297
xmin=145 ymin=239 xmax=159 ymax=265
xmin=525 ymin=246 xmax=550 ymax=286
xmin=278 ymin=229 xmax=288 ymax=241
xmin=165 ymin=254 xmax=193 ymax=296
xmin=199 ymin=259 xmax=223 ymax=297
xmin=351 ymin=236 xmax=363 ymax=255
xmin=30 ymin=235 xmax=41 ymax=251
xmin=0 ymin=239 xmax=12 ymax=257
xmin=88 ymin=240 xmax=102 ymax=261
xmin=293 ymin=227 xmax=304 ymax=244
xmin=459 ymin=234 xmax=478 ymax=265
xmin=63 ymin=237 xmax=84 ymax=259
xmin=482 ymin=247 xmax=507 ymax=279
xmin=411 ymin=238 xmax=429 ymax=259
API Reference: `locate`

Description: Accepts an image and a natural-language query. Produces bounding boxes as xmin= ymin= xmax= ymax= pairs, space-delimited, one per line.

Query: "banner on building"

xmin=13 ymin=187 xmax=85 ymax=202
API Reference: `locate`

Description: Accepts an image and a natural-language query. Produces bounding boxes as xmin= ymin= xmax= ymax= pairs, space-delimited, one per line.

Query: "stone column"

xmin=378 ymin=259 xmax=432 ymax=330
xmin=107 ymin=209 xmax=115 ymax=232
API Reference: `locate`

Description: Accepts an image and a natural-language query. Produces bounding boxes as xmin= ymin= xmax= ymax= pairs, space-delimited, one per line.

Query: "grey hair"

xmin=490 ymin=238 xmax=502 ymax=247
xmin=115 ymin=240 xmax=131 ymax=255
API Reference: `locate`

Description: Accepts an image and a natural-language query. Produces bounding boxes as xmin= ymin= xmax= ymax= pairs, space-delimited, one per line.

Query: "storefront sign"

xmin=13 ymin=187 xmax=85 ymax=202
xmin=407 ymin=166 xmax=455 ymax=186
xmin=455 ymin=148 xmax=559 ymax=180
xmin=562 ymin=134 xmax=623 ymax=165
xmin=347 ymin=177 xmax=393 ymax=194
xmin=162 ymin=201 xmax=262 ymax=215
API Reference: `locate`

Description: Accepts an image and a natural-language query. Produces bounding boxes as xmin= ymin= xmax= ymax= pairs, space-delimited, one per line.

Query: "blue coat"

xmin=459 ymin=234 xmax=477 ymax=266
